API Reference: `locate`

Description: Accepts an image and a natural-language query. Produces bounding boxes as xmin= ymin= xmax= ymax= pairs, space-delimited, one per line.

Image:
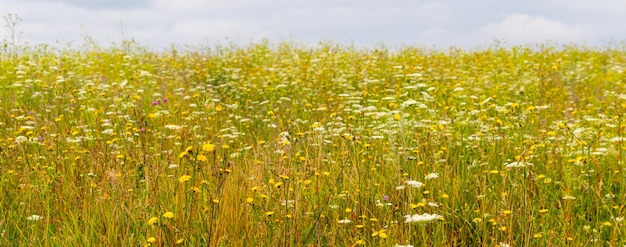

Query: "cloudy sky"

xmin=1 ymin=0 xmax=625 ymax=50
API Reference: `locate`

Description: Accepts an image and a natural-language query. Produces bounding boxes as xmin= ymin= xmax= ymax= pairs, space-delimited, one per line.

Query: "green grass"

xmin=1 ymin=40 xmax=625 ymax=246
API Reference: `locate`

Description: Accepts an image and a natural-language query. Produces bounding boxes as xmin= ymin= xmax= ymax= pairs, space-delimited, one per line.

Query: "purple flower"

xmin=151 ymin=101 xmax=159 ymax=106
xmin=163 ymin=98 xmax=168 ymax=103
xmin=383 ymin=195 xmax=389 ymax=201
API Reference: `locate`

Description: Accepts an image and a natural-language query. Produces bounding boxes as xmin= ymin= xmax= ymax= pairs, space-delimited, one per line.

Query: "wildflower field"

xmin=1 ymin=41 xmax=626 ymax=246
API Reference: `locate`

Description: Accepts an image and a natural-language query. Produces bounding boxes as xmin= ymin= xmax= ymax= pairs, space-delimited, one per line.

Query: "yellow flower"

xmin=202 ymin=142 xmax=215 ymax=152
xmin=372 ymin=229 xmax=389 ymax=238
xmin=371 ymin=229 xmax=388 ymax=238
xmin=147 ymin=237 xmax=156 ymax=243
xmin=178 ymin=146 xmax=193 ymax=158
xmin=197 ymin=154 xmax=207 ymax=161
xmin=147 ymin=217 xmax=158 ymax=225
xmin=179 ymin=175 xmax=192 ymax=184
xmin=163 ymin=211 xmax=174 ymax=219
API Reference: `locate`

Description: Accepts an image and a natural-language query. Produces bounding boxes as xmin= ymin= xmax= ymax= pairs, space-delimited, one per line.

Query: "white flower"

xmin=504 ymin=161 xmax=533 ymax=168
xmin=395 ymin=185 xmax=406 ymax=190
xmin=66 ymin=137 xmax=82 ymax=143
xmin=404 ymin=213 xmax=443 ymax=223
xmin=395 ymin=245 xmax=415 ymax=247
xmin=573 ymin=127 xmax=585 ymax=135
xmin=467 ymin=135 xmax=481 ymax=141
xmin=15 ymin=136 xmax=28 ymax=144
xmin=424 ymin=173 xmax=439 ymax=180
xmin=498 ymin=242 xmax=511 ymax=247
xmin=610 ymin=137 xmax=626 ymax=142
xmin=405 ymin=180 xmax=423 ymax=188
xmin=164 ymin=124 xmax=182 ymax=130
xmin=167 ymin=164 xmax=179 ymax=169
xmin=401 ymin=99 xmax=419 ymax=107
xmin=337 ymin=219 xmax=352 ymax=224
xmin=375 ymin=200 xmax=392 ymax=207
xmin=281 ymin=200 xmax=295 ymax=207
xmin=27 ymin=215 xmax=43 ymax=221
xmin=562 ymin=195 xmax=576 ymax=200
xmin=138 ymin=70 xmax=152 ymax=77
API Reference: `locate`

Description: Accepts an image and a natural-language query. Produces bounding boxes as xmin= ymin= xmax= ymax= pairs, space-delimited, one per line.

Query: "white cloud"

xmin=19 ymin=0 xmax=150 ymax=9
xmin=479 ymin=14 xmax=590 ymax=45
xmin=1 ymin=0 xmax=623 ymax=49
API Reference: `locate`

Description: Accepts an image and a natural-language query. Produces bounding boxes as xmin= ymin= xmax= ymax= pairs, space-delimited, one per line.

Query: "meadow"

xmin=1 ymin=40 xmax=625 ymax=246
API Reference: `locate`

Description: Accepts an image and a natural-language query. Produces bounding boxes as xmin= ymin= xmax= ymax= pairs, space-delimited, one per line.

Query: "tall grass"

xmin=0 ymin=41 xmax=625 ymax=246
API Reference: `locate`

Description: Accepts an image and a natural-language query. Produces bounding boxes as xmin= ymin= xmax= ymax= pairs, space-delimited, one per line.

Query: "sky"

xmin=1 ymin=0 xmax=625 ymax=50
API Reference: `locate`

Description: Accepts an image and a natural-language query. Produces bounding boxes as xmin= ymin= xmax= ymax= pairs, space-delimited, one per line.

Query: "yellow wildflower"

xmin=197 ymin=154 xmax=207 ymax=161
xmin=202 ymin=142 xmax=215 ymax=152
xmin=163 ymin=212 xmax=174 ymax=219
xmin=179 ymin=175 xmax=192 ymax=184
xmin=147 ymin=217 xmax=159 ymax=225
xmin=178 ymin=146 xmax=193 ymax=158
